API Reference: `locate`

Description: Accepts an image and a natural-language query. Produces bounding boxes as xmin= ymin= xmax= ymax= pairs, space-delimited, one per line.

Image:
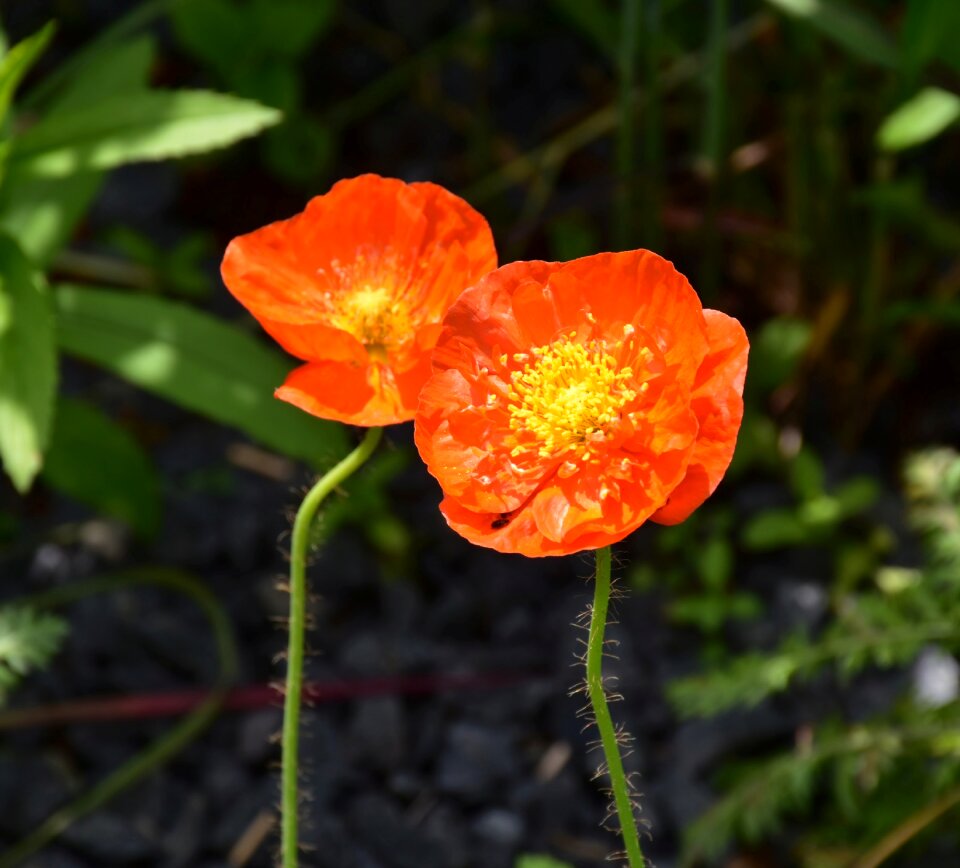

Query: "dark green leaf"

xmin=51 ymin=35 xmax=155 ymax=112
xmin=741 ymin=508 xmax=809 ymax=550
xmin=789 ymin=447 xmax=825 ymax=501
xmin=42 ymin=397 xmax=161 ymax=537
xmin=53 ymin=285 xmax=347 ymax=467
xmin=170 ymin=0 xmax=248 ymax=81
xmin=0 ymin=234 xmax=56 ymax=492
xmin=10 ymin=90 xmax=282 ymax=176
xmin=250 ymin=0 xmax=337 ymax=60
xmin=548 ymin=0 xmax=618 ymax=59
xmin=764 ymin=0 xmax=898 ymax=68
xmin=900 ymin=0 xmax=960 ymax=76
xmin=746 ymin=317 xmax=812 ymax=397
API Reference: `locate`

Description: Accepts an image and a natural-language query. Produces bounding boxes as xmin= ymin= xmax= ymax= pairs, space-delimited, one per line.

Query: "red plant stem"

xmin=0 ymin=670 xmax=543 ymax=730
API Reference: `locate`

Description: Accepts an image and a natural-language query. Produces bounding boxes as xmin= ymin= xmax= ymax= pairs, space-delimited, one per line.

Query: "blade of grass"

xmin=639 ymin=0 xmax=663 ymax=250
xmin=700 ymin=0 xmax=727 ymax=300
xmin=466 ymin=13 xmax=769 ymax=204
xmin=615 ymin=0 xmax=640 ymax=250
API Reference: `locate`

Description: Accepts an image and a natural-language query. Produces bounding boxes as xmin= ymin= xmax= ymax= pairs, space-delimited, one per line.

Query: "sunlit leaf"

xmin=0 ymin=36 xmax=157 ymax=265
xmin=43 ymin=397 xmax=161 ymax=537
xmin=0 ymin=234 xmax=56 ymax=492
xmin=10 ymin=90 xmax=281 ymax=176
xmin=54 ymin=285 xmax=347 ymax=468
xmin=0 ymin=22 xmax=55 ymax=125
xmin=877 ymin=87 xmax=960 ymax=151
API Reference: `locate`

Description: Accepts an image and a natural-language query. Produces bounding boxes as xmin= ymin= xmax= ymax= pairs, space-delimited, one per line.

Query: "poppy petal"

xmin=652 ymin=310 xmax=748 ymax=525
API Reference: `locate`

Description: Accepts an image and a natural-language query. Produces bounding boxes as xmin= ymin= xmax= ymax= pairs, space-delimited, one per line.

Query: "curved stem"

xmin=587 ymin=546 xmax=645 ymax=867
xmin=0 ymin=568 xmax=238 ymax=868
xmin=281 ymin=426 xmax=383 ymax=868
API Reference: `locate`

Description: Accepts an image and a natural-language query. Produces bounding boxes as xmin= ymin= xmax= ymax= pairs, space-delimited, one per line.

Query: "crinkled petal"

xmin=653 ymin=309 xmax=748 ymax=524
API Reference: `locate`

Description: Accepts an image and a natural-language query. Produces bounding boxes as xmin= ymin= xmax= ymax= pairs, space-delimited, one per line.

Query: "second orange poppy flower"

xmin=414 ymin=250 xmax=749 ymax=556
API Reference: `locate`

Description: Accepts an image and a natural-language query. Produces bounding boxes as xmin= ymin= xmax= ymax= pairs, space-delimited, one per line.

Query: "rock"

xmin=913 ymin=646 xmax=960 ymax=708
xmin=60 ymin=812 xmax=158 ymax=864
xmin=348 ymin=696 xmax=407 ymax=772
xmin=238 ymin=708 xmax=282 ymax=766
xmin=436 ymin=723 xmax=518 ymax=803
xmin=471 ymin=808 xmax=524 ymax=849
xmin=346 ymin=793 xmax=444 ymax=868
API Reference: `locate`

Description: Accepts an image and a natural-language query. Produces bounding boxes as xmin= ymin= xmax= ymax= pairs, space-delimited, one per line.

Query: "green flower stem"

xmin=587 ymin=546 xmax=645 ymax=867
xmin=281 ymin=426 xmax=383 ymax=868
xmin=0 ymin=568 xmax=238 ymax=868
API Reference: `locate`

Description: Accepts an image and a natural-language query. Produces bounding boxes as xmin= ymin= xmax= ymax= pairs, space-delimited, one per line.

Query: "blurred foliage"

xmin=514 ymin=856 xmax=574 ymax=868
xmin=0 ymin=7 xmax=350 ymax=537
xmin=671 ymin=447 xmax=960 ymax=865
xmin=0 ymin=605 xmax=67 ymax=703
xmin=171 ymin=0 xmax=337 ymax=184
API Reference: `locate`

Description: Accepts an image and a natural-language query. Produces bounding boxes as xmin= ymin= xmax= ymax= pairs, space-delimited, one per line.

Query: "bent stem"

xmin=587 ymin=546 xmax=645 ymax=867
xmin=282 ymin=426 xmax=383 ymax=868
xmin=0 ymin=568 xmax=238 ymax=868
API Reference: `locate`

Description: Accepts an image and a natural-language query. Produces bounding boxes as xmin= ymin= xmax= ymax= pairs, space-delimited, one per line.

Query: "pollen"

xmin=330 ymin=284 xmax=411 ymax=356
xmin=506 ymin=334 xmax=643 ymax=459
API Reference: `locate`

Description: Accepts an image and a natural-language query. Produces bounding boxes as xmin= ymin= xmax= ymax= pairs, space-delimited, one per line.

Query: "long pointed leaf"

xmin=54 ymin=286 xmax=347 ymax=467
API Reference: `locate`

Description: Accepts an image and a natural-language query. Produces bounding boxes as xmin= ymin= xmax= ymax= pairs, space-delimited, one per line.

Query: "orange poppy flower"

xmin=414 ymin=250 xmax=748 ymax=556
xmin=221 ymin=174 xmax=497 ymax=426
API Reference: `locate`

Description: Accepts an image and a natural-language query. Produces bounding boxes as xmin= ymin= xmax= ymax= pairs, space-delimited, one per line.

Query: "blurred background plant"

xmin=0 ymin=0 xmax=958 ymax=866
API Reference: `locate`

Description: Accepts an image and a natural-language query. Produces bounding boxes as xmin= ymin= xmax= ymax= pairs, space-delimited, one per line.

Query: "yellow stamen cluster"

xmin=329 ymin=285 xmax=412 ymax=358
xmin=504 ymin=333 xmax=647 ymax=460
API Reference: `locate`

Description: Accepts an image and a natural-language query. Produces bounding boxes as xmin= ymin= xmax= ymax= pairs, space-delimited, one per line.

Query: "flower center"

xmin=505 ymin=333 xmax=646 ymax=460
xmin=331 ymin=284 xmax=411 ymax=358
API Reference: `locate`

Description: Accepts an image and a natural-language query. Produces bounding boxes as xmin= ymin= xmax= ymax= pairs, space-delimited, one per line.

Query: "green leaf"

xmin=856 ymin=178 xmax=960 ymax=252
xmin=789 ymin=447 xmax=825 ymax=501
xmin=746 ymin=317 xmax=812 ymax=397
xmin=42 ymin=397 xmax=161 ymax=538
xmin=833 ymin=476 xmax=880 ymax=517
xmin=53 ymin=285 xmax=347 ymax=467
xmin=763 ymin=0 xmax=898 ymax=68
xmin=250 ymin=0 xmax=337 ymax=60
xmin=547 ymin=0 xmax=618 ymax=59
xmin=741 ymin=508 xmax=809 ymax=550
xmin=515 ymin=856 xmax=574 ymax=868
xmin=51 ymin=35 xmax=155 ymax=112
xmin=0 ymin=606 xmax=68 ymax=702
xmin=10 ymin=89 xmax=282 ymax=177
xmin=171 ymin=0 xmax=253 ymax=82
xmin=0 ymin=36 xmax=157 ymax=265
xmin=0 ymin=22 xmax=55 ymax=125
xmin=0 ymin=234 xmax=56 ymax=492
xmin=900 ymin=0 xmax=960 ymax=77
xmin=698 ymin=535 xmax=733 ymax=590
xmin=877 ymin=87 xmax=960 ymax=152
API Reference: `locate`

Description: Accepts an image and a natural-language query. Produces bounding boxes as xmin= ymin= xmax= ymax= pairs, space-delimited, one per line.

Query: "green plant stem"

xmin=0 ymin=568 xmax=237 ymax=868
xmin=615 ymin=0 xmax=640 ymax=250
xmin=853 ymin=784 xmax=960 ymax=868
xmin=281 ymin=426 xmax=383 ymax=868
xmin=587 ymin=546 xmax=644 ymax=867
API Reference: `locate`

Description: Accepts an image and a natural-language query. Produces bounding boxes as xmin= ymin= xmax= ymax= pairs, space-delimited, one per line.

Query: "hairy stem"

xmin=587 ymin=546 xmax=645 ymax=867
xmin=281 ymin=426 xmax=383 ymax=868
